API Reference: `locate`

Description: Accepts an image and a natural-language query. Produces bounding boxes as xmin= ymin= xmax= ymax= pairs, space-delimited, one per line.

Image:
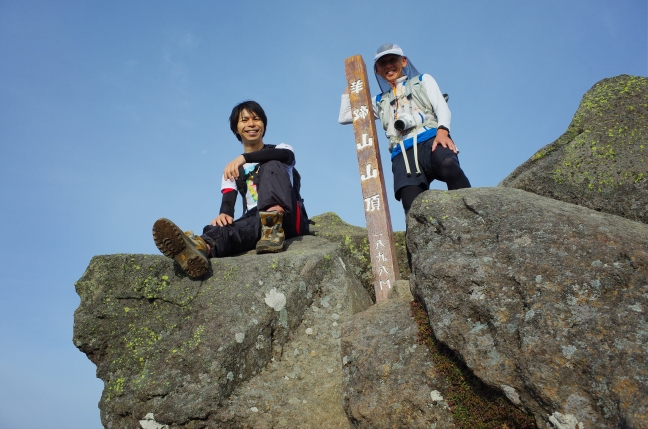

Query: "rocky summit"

xmin=75 ymin=75 xmax=648 ymax=429
xmin=501 ymin=75 xmax=648 ymax=224
xmin=74 ymin=233 xmax=373 ymax=429
xmin=407 ymin=187 xmax=648 ymax=428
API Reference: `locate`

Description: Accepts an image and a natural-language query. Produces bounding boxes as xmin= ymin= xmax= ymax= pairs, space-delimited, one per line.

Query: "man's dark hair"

xmin=229 ymin=100 xmax=267 ymax=142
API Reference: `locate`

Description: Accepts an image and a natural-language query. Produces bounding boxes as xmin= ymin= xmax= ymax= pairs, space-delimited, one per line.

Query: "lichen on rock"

xmin=74 ymin=234 xmax=373 ymax=428
xmin=501 ymin=75 xmax=648 ymax=224
xmin=310 ymin=212 xmax=409 ymax=301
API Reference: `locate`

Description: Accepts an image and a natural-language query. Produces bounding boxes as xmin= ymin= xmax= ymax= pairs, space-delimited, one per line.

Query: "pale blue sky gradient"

xmin=0 ymin=1 xmax=646 ymax=428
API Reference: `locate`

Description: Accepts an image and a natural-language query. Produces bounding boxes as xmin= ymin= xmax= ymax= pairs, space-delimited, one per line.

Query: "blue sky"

xmin=0 ymin=1 xmax=645 ymax=428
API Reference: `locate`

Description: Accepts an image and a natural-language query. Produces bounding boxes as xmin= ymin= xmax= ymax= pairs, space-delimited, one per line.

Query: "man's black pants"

xmin=200 ymin=160 xmax=301 ymax=258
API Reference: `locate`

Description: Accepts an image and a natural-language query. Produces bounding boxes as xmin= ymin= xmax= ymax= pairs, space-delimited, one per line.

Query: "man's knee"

xmin=258 ymin=160 xmax=286 ymax=175
xmin=256 ymin=161 xmax=293 ymax=209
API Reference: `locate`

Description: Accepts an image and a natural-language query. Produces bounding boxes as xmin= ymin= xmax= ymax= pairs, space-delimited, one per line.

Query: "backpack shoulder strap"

xmin=375 ymin=90 xmax=394 ymax=131
xmin=407 ymin=74 xmax=434 ymax=115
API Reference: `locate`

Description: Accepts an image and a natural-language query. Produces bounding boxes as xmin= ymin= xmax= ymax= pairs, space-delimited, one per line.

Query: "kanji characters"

xmin=352 ymin=105 xmax=369 ymax=121
xmin=361 ymin=163 xmax=378 ymax=181
xmin=349 ymin=79 xmax=364 ymax=94
xmin=364 ymin=194 xmax=380 ymax=212
xmin=356 ymin=133 xmax=373 ymax=150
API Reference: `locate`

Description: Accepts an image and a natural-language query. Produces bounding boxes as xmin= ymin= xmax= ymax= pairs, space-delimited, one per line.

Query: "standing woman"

xmin=338 ymin=43 xmax=471 ymax=216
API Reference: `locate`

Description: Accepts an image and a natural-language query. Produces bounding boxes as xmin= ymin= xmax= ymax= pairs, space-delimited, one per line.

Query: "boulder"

xmin=211 ymin=247 xmax=372 ymax=429
xmin=74 ymin=235 xmax=372 ymax=428
xmin=407 ymin=187 xmax=648 ymax=428
xmin=500 ymin=75 xmax=648 ymax=224
xmin=340 ymin=298 xmax=456 ymax=429
xmin=341 ymin=281 xmax=536 ymax=429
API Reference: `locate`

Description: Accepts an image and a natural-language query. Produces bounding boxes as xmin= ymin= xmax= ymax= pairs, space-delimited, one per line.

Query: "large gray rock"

xmin=340 ymin=298 xmax=456 ymax=429
xmin=407 ymin=187 xmax=648 ymax=428
xmin=500 ymin=75 xmax=648 ymax=224
xmin=74 ymin=235 xmax=371 ymax=429
xmin=212 ymin=251 xmax=372 ymax=429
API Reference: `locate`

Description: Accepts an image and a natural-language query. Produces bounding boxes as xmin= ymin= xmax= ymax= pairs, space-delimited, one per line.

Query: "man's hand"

xmin=223 ymin=154 xmax=246 ymax=181
xmin=431 ymin=128 xmax=458 ymax=153
xmin=211 ymin=213 xmax=234 ymax=227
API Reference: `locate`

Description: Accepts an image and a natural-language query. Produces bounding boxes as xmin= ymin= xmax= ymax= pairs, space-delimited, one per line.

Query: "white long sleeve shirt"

xmin=338 ymin=74 xmax=451 ymax=158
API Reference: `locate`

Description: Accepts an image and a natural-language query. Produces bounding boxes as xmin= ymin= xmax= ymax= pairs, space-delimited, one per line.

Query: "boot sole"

xmin=256 ymin=241 xmax=285 ymax=254
xmin=153 ymin=218 xmax=209 ymax=278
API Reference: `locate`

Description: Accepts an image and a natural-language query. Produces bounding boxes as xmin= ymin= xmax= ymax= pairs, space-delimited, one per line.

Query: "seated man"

xmin=152 ymin=100 xmax=309 ymax=278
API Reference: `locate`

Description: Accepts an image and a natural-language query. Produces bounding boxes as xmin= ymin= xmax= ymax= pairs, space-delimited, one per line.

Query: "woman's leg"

xmin=398 ymin=184 xmax=428 ymax=271
xmin=398 ymin=184 xmax=428 ymax=215
xmin=429 ymin=146 xmax=471 ymax=190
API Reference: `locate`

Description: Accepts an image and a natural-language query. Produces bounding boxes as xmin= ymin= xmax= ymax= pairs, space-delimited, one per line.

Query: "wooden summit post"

xmin=344 ymin=55 xmax=399 ymax=302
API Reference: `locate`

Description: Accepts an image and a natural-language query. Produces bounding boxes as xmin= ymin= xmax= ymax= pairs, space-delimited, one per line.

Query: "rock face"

xmin=407 ymin=187 xmax=648 ymax=428
xmin=74 ymin=235 xmax=372 ymax=429
xmin=340 ymin=298 xmax=456 ymax=429
xmin=75 ymin=74 xmax=648 ymax=429
xmin=500 ymin=75 xmax=648 ymax=224
xmin=211 ymin=248 xmax=371 ymax=429
xmin=310 ymin=212 xmax=410 ymax=301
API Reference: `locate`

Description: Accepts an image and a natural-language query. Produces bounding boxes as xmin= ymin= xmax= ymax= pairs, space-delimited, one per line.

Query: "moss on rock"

xmin=310 ymin=212 xmax=409 ymax=302
xmin=501 ymin=75 xmax=648 ymax=224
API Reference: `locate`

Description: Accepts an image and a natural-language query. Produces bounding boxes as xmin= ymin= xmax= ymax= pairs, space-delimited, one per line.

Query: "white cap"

xmin=374 ymin=43 xmax=404 ymax=62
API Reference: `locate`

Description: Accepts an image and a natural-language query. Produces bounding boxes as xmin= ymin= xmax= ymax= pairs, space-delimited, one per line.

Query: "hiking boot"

xmin=256 ymin=211 xmax=285 ymax=254
xmin=152 ymin=218 xmax=210 ymax=278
